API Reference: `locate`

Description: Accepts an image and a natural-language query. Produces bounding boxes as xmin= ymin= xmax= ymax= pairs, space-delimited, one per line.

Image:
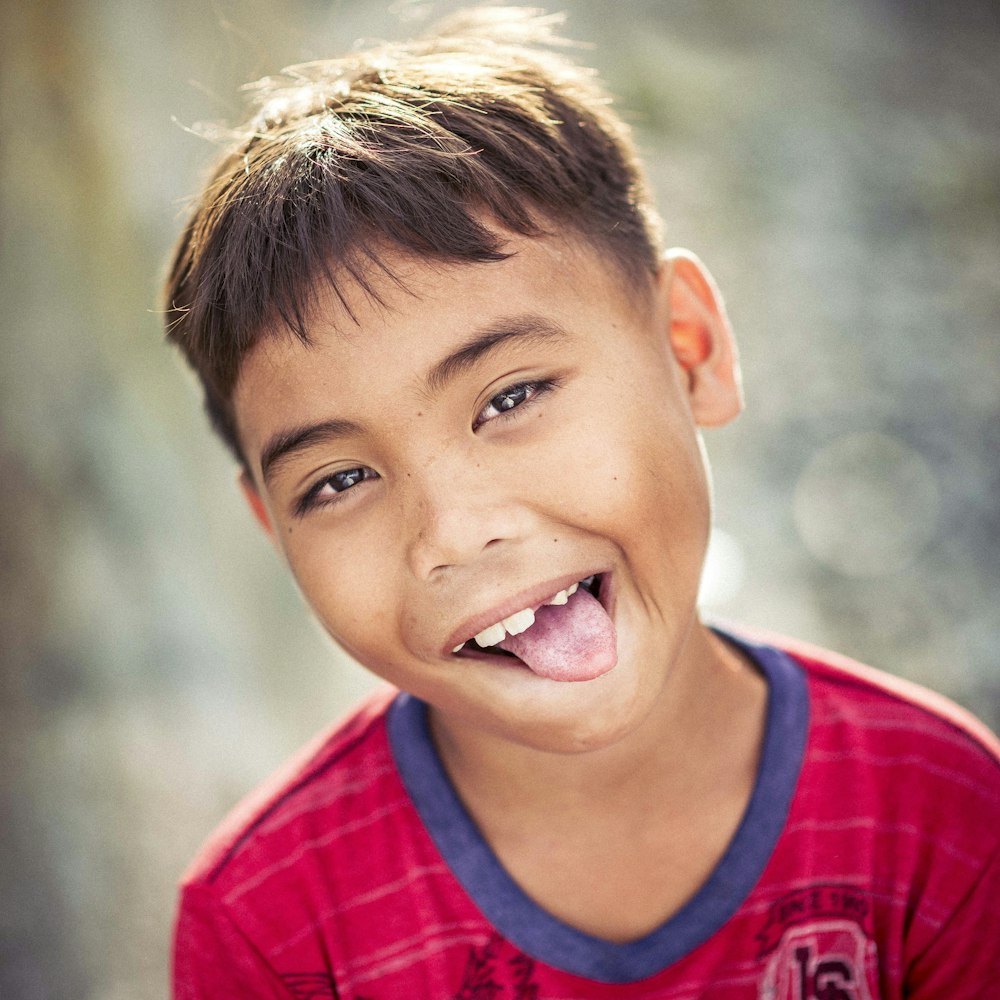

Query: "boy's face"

xmin=234 ymin=233 xmax=741 ymax=754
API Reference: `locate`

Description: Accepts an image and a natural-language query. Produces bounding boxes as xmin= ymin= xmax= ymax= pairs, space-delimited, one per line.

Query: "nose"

xmin=405 ymin=455 xmax=530 ymax=580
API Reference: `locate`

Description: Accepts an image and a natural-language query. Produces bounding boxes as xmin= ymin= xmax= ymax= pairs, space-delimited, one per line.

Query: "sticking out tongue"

xmin=496 ymin=587 xmax=617 ymax=682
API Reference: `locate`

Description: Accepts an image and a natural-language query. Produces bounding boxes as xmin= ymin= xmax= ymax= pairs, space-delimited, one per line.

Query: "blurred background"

xmin=1 ymin=0 xmax=997 ymax=996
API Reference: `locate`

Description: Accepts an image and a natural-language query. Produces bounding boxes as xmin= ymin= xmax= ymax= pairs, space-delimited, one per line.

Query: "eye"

xmin=295 ymin=466 xmax=378 ymax=516
xmin=474 ymin=378 xmax=559 ymax=430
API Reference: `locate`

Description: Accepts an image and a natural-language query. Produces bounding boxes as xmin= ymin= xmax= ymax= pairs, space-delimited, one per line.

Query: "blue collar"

xmin=387 ymin=630 xmax=809 ymax=983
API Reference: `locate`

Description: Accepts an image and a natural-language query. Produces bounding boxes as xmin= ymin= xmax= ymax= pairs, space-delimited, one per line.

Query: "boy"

xmin=165 ymin=8 xmax=1000 ymax=998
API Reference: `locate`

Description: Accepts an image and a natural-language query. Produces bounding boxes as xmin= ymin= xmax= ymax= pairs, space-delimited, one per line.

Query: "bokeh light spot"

xmin=793 ymin=432 xmax=940 ymax=577
xmin=699 ymin=527 xmax=747 ymax=608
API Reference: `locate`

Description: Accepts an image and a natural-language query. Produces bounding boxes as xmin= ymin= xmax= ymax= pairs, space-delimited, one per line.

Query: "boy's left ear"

xmin=659 ymin=248 xmax=743 ymax=427
xmin=240 ymin=470 xmax=276 ymax=540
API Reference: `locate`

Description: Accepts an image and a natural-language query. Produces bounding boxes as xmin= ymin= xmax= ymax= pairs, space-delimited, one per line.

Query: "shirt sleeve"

xmin=172 ymin=883 xmax=298 ymax=1000
xmin=903 ymin=836 xmax=1000 ymax=998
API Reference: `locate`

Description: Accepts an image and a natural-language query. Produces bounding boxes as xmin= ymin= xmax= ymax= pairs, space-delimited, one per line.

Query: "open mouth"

xmin=450 ymin=572 xmax=617 ymax=682
xmin=452 ymin=574 xmax=604 ymax=660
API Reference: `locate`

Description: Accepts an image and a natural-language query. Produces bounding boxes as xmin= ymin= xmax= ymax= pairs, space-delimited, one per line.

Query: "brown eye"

xmin=475 ymin=379 xmax=559 ymax=429
xmin=296 ymin=466 xmax=378 ymax=517
xmin=492 ymin=385 xmax=529 ymax=412
xmin=330 ymin=468 xmax=366 ymax=491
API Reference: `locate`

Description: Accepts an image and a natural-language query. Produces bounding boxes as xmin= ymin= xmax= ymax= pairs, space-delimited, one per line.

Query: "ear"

xmin=659 ymin=248 xmax=743 ymax=427
xmin=239 ymin=470 xmax=275 ymax=539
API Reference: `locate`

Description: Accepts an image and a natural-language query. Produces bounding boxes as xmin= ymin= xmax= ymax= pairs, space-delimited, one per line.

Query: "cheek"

xmin=282 ymin=529 xmax=397 ymax=648
xmin=536 ymin=391 xmax=710 ymax=539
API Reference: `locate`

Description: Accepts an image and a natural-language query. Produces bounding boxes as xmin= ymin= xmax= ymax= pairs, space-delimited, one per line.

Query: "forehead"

xmin=232 ymin=234 xmax=653 ymax=467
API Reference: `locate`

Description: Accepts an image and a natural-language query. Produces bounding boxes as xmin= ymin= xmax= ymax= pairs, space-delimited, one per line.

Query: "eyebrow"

xmin=259 ymin=315 xmax=570 ymax=487
xmin=260 ymin=417 xmax=364 ymax=487
xmin=424 ymin=315 xmax=571 ymax=395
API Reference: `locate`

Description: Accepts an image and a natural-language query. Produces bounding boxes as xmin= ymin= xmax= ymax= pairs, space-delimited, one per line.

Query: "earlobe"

xmin=660 ymin=248 xmax=744 ymax=427
xmin=240 ymin=471 xmax=275 ymax=539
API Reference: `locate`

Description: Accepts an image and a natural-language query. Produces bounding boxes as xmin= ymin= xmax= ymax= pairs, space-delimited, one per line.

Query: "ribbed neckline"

xmin=387 ymin=629 xmax=809 ymax=983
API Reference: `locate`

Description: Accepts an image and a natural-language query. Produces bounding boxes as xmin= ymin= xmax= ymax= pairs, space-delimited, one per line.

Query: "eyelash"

xmin=294 ymin=377 xmax=561 ymax=516
xmin=473 ymin=377 xmax=560 ymax=430
xmin=295 ymin=466 xmax=378 ymax=517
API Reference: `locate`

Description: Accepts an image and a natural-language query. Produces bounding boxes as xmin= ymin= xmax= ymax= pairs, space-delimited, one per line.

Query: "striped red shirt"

xmin=173 ymin=631 xmax=1000 ymax=998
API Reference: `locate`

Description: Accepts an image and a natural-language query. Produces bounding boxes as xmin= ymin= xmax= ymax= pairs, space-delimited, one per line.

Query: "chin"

xmin=485 ymin=664 xmax=660 ymax=756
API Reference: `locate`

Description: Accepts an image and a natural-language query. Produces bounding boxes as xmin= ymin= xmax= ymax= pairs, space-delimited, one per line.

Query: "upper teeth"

xmin=474 ymin=622 xmax=507 ymax=648
xmin=502 ymin=607 xmax=536 ymax=635
xmin=459 ymin=580 xmax=587 ymax=651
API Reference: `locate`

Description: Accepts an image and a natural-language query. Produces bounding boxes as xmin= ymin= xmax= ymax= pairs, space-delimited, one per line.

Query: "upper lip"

xmin=443 ymin=569 xmax=609 ymax=655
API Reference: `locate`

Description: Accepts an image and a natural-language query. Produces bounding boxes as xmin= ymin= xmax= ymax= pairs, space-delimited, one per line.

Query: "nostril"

xmin=430 ymin=537 xmax=503 ymax=573
xmin=408 ymin=498 xmax=524 ymax=579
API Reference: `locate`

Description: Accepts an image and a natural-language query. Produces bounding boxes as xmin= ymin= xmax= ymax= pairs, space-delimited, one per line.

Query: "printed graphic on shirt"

xmin=756 ymin=885 xmax=877 ymax=1000
xmin=281 ymin=972 xmax=340 ymax=998
xmin=452 ymin=934 xmax=539 ymax=1000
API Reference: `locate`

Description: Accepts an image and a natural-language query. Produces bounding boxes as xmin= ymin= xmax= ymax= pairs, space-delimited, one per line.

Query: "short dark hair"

xmin=162 ymin=6 xmax=663 ymax=464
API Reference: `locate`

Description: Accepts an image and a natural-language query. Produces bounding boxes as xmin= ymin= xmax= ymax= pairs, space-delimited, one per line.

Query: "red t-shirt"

xmin=173 ymin=631 xmax=1000 ymax=998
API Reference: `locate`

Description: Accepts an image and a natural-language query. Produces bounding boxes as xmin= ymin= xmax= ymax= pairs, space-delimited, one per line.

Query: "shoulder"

xmin=778 ymin=631 xmax=999 ymax=765
xmin=173 ymin=688 xmax=472 ymax=990
xmin=180 ymin=685 xmax=404 ymax=893
xmin=739 ymin=632 xmax=1000 ymax=993
xmin=735 ymin=624 xmax=999 ymax=763
xmin=742 ymin=628 xmax=1000 ymax=833
xmin=730 ymin=625 xmax=1000 ymax=823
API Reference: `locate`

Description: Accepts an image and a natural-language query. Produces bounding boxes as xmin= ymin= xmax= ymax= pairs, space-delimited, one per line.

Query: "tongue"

xmin=496 ymin=587 xmax=617 ymax=682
